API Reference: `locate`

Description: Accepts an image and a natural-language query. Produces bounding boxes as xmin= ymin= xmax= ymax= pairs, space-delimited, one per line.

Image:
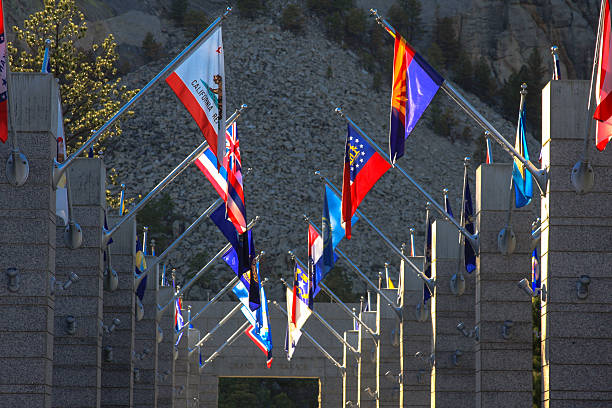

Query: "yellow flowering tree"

xmin=8 ymin=0 xmax=138 ymax=155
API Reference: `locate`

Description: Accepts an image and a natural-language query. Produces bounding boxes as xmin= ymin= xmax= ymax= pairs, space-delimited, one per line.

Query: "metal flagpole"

xmin=176 ymin=276 xmax=239 ymax=336
xmin=368 ymin=8 xmax=548 ymax=196
xmin=103 ymin=104 xmax=247 ymax=245
xmin=316 ymin=173 xmax=439 ymax=291
xmin=332 ymin=110 xmax=480 ymax=260
xmin=199 ymin=320 xmax=250 ymax=372
xmin=194 ymin=302 xmax=242 ymax=348
xmin=52 ymin=6 xmax=233 ymax=189
xmin=135 ymin=198 xmax=223 ymax=285
xmin=305 ymin=217 xmax=400 ymax=314
xmin=289 ymin=251 xmax=378 ymax=339
xmin=272 ymin=301 xmax=345 ymax=372
xmin=157 ymin=218 xmax=259 ymax=313
xmin=451 ymin=158 xmax=470 ymax=296
xmin=551 ymin=46 xmax=561 ymax=80
xmin=279 ymin=277 xmax=360 ymax=355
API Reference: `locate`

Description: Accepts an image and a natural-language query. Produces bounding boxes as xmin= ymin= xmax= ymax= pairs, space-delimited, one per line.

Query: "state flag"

xmin=166 ymin=26 xmax=226 ymax=164
xmin=0 ymin=0 xmax=8 ymax=143
xmin=594 ymin=0 xmax=612 ymax=151
xmin=512 ymin=103 xmax=533 ymax=208
xmin=341 ymin=124 xmax=391 ymax=239
xmin=389 ymin=34 xmax=443 ymax=163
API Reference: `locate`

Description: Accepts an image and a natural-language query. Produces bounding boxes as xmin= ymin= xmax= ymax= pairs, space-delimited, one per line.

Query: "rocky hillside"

xmin=100 ymin=0 xmax=541 ymax=300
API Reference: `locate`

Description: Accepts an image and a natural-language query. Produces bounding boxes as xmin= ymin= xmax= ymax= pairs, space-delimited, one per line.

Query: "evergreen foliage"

xmin=317 ymin=265 xmax=359 ymax=302
xmin=8 ymin=0 xmax=138 ymax=154
xmin=183 ymin=10 xmax=211 ymax=40
xmin=219 ymin=377 xmax=318 ymax=407
xmin=135 ymin=193 xmax=178 ymax=253
xmin=142 ymin=32 xmax=162 ymax=61
xmin=170 ymin=0 xmax=188 ymax=25
xmin=280 ymin=4 xmax=305 ymax=34
xmin=237 ymin=0 xmax=266 ymax=19
xmin=387 ymin=0 xmax=423 ymax=42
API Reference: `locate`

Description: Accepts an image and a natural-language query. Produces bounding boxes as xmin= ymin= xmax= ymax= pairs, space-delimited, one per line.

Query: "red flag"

xmin=594 ymin=0 xmax=612 ymax=150
xmin=0 ymin=0 xmax=8 ymax=144
xmin=341 ymin=124 xmax=391 ymax=239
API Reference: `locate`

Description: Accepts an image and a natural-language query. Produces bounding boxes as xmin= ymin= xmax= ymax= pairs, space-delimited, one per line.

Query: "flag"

xmin=247 ymin=255 xmax=261 ymax=311
xmin=175 ymin=297 xmax=184 ymax=346
xmin=532 ymin=248 xmax=540 ymax=292
xmin=291 ymin=262 xmax=313 ymax=329
xmin=594 ymin=0 xmax=612 ymax=150
xmin=463 ymin=180 xmax=476 ymax=274
xmin=0 ymin=0 xmax=8 ymax=144
xmin=322 ymin=185 xmax=358 ymax=263
xmin=387 ymin=277 xmax=396 ymax=289
xmin=444 ymin=193 xmax=453 ymax=218
xmin=389 ymin=34 xmax=444 ymax=163
xmin=166 ymin=26 xmax=226 ymax=165
xmin=135 ymin=237 xmax=147 ymax=301
xmin=512 ymin=104 xmax=533 ymax=208
xmin=194 ymin=146 xmax=228 ymax=199
xmin=55 ymin=95 xmax=69 ymax=226
xmin=485 ymin=137 xmax=493 ymax=164
xmin=236 ymin=279 xmax=272 ymax=367
xmin=223 ymin=122 xmax=247 ymax=233
xmin=341 ymin=124 xmax=391 ymax=239
xmin=210 ymin=201 xmax=253 ymax=277
xmin=41 ymin=41 xmax=51 ymax=73
xmin=308 ymin=225 xmax=337 ymax=296
xmin=423 ymin=211 xmax=433 ymax=304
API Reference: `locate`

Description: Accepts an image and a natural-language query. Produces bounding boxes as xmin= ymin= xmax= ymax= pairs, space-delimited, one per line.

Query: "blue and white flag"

xmin=512 ymin=105 xmax=533 ymax=208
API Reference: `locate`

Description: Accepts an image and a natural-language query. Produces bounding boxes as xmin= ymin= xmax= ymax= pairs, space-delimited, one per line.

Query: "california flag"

xmin=166 ymin=26 xmax=226 ymax=165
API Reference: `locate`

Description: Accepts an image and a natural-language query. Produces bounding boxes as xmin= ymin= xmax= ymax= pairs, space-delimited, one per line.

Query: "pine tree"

xmin=388 ymin=0 xmax=422 ymax=42
xmin=170 ymin=0 xmax=188 ymax=25
xmin=8 ymin=0 xmax=138 ymax=155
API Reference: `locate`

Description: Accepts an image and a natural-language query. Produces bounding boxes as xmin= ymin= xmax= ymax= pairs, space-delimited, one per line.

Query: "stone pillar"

xmin=187 ymin=327 xmax=201 ymax=407
xmin=430 ymin=220 xmax=474 ymax=407
xmin=474 ymin=163 xmax=533 ymax=407
xmin=541 ymin=80 xmax=612 ymax=407
xmin=0 ymin=73 xmax=58 ymax=408
xmin=198 ymin=375 xmax=218 ymax=408
xmin=133 ymin=256 xmax=159 ymax=408
xmin=399 ymin=257 xmax=431 ymax=408
xmin=358 ymin=307 xmax=378 ymax=408
xmin=53 ymin=158 xmax=106 ymax=407
xmin=174 ymin=324 xmax=189 ymax=408
xmin=157 ymin=286 xmax=175 ymax=408
xmin=343 ymin=330 xmax=359 ymax=407
xmin=101 ymin=215 xmax=136 ymax=408
xmin=378 ymin=288 xmax=401 ymax=407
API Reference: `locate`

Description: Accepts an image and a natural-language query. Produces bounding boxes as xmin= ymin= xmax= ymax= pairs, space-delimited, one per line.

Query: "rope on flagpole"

xmin=52 ymin=6 xmax=233 ymax=190
xmin=368 ymin=8 xmax=548 ymax=197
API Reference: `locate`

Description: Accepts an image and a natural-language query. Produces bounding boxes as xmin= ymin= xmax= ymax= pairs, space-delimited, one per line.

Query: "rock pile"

xmin=104 ymin=2 xmax=537 ymax=300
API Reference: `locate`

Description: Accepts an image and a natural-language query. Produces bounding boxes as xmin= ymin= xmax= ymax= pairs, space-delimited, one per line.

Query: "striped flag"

xmin=594 ymin=0 xmax=612 ymax=151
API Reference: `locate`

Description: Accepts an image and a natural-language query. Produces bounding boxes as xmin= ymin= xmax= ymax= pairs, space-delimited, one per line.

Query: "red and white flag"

xmin=0 ymin=0 xmax=8 ymax=143
xmin=594 ymin=0 xmax=612 ymax=151
xmin=166 ymin=26 xmax=226 ymax=163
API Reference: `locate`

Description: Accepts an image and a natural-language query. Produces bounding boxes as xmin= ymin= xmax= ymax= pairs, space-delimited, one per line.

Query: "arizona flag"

xmin=594 ymin=0 xmax=612 ymax=151
xmin=341 ymin=124 xmax=391 ymax=239
xmin=166 ymin=26 xmax=226 ymax=164
xmin=389 ymin=34 xmax=443 ymax=163
xmin=0 ymin=0 xmax=8 ymax=143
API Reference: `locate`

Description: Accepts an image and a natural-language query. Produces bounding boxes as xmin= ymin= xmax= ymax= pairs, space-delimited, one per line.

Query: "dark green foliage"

xmin=306 ymin=0 xmax=354 ymax=15
xmin=170 ymin=0 xmax=188 ymax=24
xmin=453 ymin=51 xmax=474 ymax=91
xmin=142 ymin=32 xmax=162 ymax=61
xmin=218 ymin=377 xmax=319 ymax=408
xmin=425 ymin=42 xmax=444 ymax=71
xmin=183 ymin=10 xmax=211 ymax=40
xmin=317 ymin=265 xmax=359 ymax=302
xmin=237 ymin=0 xmax=265 ymax=19
xmin=280 ymin=4 xmax=305 ymax=34
xmin=387 ymin=0 xmax=422 ymax=42
xmin=428 ymin=99 xmax=456 ymax=141
xmin=472 ymin=57 xmax=497 ymax=103
xmin=459 ymin=126 xmax=472 ymax=141
xmin=433 ymin=16 xmax=460 ymax=68
xmin=344 ymin=8 xmax=368 ymax=43
xmin=500 ymin=66 xmax=528 ymax=122
xmin=135 ymin=193 xmax=177 ymax=253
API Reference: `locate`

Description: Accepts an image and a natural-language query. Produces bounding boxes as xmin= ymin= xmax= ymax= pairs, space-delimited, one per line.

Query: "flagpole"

xmin=368 ymin=8 xmax=548 ymax=196
xmin=194 ymin=301 xmax=242 ymax=348
xmin=279 ymin=277 xmax=360 ymax=355
xmin=199 ymin=320 xmax=250 ymax=372
xmin=551 ymin=46 xmax=561 ymax=80
xmin=272 ymin=300 xmax=345 ymax=372
xmin=176 ymin=276 xmax=240 ymax=336
xmin=316 ymin=172 xmax=439 ymax=290
xmin=333 ymin=109 xmax=480 ymax=259
xmin=289 ymin=252 xmax=378 ymax=339
xmin=506 ymin=84 xmax=528 ymax=229
xmin=453 ymin=158 xmax=470 ymax=279
xmin=305 ymin=217 xmax=400 ymax=314
xmin=134 ymin=198 xmax=222 ymax=284
xmin=103 ymin=104 xmax=247 ymax=245
xmin=52 ymin=6 xmax=233 ymax=189
xmin=157 ymin=218 xmax=259 ymax=313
